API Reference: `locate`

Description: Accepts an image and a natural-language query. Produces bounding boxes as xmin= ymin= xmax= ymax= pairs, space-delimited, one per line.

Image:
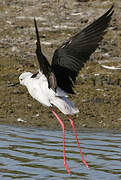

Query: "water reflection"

xmin=0 ymin=125 xmax=121 ymax=179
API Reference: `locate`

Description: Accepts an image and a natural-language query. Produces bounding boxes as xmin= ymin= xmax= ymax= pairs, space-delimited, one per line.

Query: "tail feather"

xmin=51 ymin=96 xmax=79 ymax=115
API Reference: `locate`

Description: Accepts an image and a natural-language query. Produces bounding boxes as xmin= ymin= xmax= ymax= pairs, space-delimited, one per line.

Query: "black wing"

xmin=34 ymin=18 xmax=57 ymax=92
xmin=51 ymin=5 xmax=114 ymax=94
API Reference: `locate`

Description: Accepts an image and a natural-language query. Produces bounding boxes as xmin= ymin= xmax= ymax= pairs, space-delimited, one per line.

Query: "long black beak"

xmin=8 ymin=82 xmax=20 ymax=87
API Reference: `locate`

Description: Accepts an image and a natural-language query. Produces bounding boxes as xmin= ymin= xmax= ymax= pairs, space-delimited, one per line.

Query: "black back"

xmin=51 ymin=5 xmax=114 ymax=93
xmin=34 ymin=5 xmax=114 ymax=94
xmin=34 ymin=18 xmax=57 ymax=92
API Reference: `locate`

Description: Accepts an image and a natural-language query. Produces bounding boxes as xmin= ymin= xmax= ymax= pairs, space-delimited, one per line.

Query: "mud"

xmin=0 ymin=0 xmax=121 ymax=130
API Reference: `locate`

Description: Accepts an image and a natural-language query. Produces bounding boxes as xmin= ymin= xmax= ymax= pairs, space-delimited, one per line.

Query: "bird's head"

xmin=19 ymin=72 xmax=33 ymax=86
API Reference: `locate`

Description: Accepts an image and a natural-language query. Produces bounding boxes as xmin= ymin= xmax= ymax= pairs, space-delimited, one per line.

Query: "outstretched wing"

xmin=51 ymin=5 xmax=114 ymax=94
xmin=34 ymin=18 xmax=57 ymax=92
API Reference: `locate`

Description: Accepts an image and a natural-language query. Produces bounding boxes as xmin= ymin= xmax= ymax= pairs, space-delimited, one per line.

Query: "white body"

xmin=19 ymin=72 xmax=79 ymax=115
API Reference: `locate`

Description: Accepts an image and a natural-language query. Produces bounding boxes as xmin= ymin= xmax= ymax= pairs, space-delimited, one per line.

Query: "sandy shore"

xmin=0 ymin=0 xmax=121 ymax=130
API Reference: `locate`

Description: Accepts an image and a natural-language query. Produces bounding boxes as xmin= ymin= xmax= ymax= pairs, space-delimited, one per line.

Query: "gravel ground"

xmin=0 ymin=0 xmax=121 ymax=130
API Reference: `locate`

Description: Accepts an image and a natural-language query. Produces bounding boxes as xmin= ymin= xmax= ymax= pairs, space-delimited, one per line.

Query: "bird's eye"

xmin=20 ymin=79 xmax=22 ymax=81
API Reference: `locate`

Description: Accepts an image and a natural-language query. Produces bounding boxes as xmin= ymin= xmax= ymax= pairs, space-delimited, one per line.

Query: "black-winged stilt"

xmin=18 ymin=5 xmax=114 ymax=174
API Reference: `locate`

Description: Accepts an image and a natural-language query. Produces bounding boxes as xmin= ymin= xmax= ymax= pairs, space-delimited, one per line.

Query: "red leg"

xmin=50 ymin=106 xmax=71 ymax=174
xmin=67 ymin=115 xmax=89 ymax=169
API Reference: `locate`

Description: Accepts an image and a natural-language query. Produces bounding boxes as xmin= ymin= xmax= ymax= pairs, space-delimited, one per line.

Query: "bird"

xmin=17 ymin=5 xmax=114 ymax=174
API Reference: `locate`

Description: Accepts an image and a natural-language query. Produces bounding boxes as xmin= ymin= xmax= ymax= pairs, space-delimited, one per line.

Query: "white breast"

xmin=26 ymin=75 xmax=52 ymax=107
xmin=23 ymin=73 xmax=79 ymax=115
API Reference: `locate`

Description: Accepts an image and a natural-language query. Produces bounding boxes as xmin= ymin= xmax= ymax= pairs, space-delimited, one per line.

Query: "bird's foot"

xmin=64 ymin=163 xmax=71 ymax=174
xmin=82 ymin=159 xmax=90 ymax=169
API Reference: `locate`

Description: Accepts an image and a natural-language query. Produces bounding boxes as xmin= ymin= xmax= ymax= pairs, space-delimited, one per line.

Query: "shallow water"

xmin=0 ymin=125 xmax=121 ymax=179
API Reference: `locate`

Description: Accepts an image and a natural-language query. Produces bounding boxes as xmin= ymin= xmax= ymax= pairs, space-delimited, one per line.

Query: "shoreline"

xmin=0 ymin=0 xmax=121 ymax=130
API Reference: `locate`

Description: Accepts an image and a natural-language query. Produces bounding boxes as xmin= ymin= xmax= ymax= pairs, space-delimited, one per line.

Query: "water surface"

xmin=0 ymin=125 xmax=121 ymax=179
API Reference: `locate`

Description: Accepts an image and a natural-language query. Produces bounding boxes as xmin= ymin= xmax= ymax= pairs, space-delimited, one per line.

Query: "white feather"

xmin=50 ymin=96 xmax=79 ymax=115
xmin=101 ymin=65 xmax=121 ymax=70
xmin=19 ymin=72 xmax=79 ymax=115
